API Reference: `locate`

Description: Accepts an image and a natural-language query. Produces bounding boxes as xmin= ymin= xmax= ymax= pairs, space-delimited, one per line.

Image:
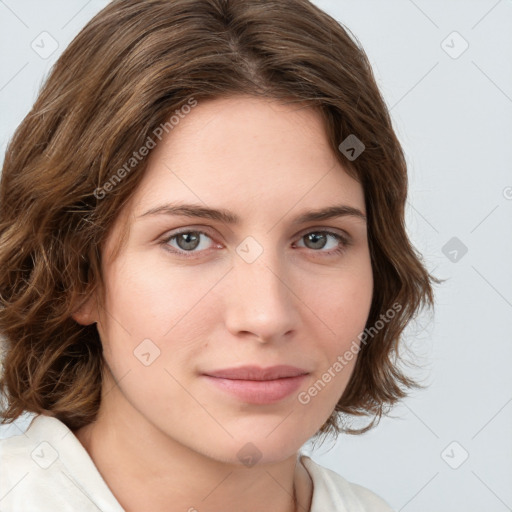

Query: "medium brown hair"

xmin=0 ymin=0 xmax=441 ymax=437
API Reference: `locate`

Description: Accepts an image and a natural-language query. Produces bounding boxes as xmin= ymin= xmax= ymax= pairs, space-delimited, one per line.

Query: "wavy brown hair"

xmin=0 ymin=0 xmax=441 ymax=436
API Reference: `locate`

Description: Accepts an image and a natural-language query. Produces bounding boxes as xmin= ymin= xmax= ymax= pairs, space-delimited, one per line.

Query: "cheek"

xmin=309 ymin=280 xmax=370 ymax=394
xmin=309 ymin=265 xmax=373 ymax=340
xmin=100 ymin=253 xmax=209 ymax=332
xmin=296 ymin=265 xmax=373 ymax=402
xmin=97 ymin=256 xmax=219 ymax=375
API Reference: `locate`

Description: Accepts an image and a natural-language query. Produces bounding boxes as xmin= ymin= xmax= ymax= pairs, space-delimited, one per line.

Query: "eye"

xmin=294 ymin=230 xmax=351 ymax=256
xmin=160 ymin=228 xmax=351 ymax=258
xmin=161 ymin=229 xmax=216 ymax=256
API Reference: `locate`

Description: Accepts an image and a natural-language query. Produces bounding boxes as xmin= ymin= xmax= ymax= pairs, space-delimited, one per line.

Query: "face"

xmin=75 ymin=95 xmax=373 ymax=465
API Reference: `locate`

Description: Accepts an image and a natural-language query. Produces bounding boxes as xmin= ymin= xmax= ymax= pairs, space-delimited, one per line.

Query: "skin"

xmin=72 ymin=95 xmax=373 ymax=512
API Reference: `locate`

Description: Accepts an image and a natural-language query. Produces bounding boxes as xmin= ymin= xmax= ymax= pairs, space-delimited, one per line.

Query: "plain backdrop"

xmin=1 ymin=1 xmax=511 ymax=511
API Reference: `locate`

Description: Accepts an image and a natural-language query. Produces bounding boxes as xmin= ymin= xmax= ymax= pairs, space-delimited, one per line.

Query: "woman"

xmin=0 ymin=0 xmax=439 ymax=510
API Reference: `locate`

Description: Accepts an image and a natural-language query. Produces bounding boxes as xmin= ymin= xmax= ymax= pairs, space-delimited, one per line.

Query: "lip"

xmin=201 ymin=365 xmax=310 ymax=405
xmin=203 ymin=365 xmax=309 ymax=380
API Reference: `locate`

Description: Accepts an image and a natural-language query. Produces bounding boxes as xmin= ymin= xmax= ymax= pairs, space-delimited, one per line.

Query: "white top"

xmin=0 ymin=414 xmax=395 ymax=511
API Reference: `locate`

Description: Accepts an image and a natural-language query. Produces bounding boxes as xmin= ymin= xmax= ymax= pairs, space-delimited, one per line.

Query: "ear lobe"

xmin=71 ymin=295 xmax=98 ymax=326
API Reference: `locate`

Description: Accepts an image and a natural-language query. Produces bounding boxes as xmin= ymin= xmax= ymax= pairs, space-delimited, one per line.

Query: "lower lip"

xmin=202 ymin=374 xmax=308 ymax=404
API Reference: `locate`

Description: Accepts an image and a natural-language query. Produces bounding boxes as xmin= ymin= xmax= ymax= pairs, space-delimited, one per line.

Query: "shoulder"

xmin=299 ymin=454 xmax=395 ymax=512
xmin=0 ymin=413 xmax=124 ymax=511
xmin=0 ymin=413 xmax=71 ymax=473
xmin=0 ymin=413 xmax=63 ymax=471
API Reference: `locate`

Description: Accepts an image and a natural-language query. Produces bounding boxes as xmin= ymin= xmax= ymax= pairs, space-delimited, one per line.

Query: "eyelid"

xmin=160 ymin=224 xmax=352 ymax=241
xmin=160 ymin=225 xmax=219 ymax=243
xmin=296 ymin=225 xmax=352 ymax=241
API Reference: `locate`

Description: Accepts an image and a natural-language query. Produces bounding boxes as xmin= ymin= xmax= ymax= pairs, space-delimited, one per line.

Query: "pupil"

xmin=307 ymin=233 xmax=326 ymax=249
xmin=179 ymin=232 xmax=200 ymax=250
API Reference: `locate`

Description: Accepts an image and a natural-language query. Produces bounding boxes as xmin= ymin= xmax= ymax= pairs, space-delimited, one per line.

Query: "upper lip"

xmin=203 ymin=365 xmax=309 ymax=381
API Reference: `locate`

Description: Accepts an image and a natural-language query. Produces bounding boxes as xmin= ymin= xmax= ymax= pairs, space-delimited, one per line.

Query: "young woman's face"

xmin=79 ymin=95 xmax=373 ymax=464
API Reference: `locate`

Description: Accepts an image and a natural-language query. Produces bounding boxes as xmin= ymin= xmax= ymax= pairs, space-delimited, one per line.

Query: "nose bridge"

xmin=224 ymin=236 xmax=298 ymax=340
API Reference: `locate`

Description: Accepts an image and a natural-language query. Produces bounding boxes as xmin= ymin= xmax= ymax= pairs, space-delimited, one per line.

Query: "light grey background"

xmin=1 ymin=1 xmax=511 ymax=511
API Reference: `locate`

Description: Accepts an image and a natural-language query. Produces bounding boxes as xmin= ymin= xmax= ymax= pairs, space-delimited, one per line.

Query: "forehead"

xmin=130 ymin=95 xmax=365 ymax=216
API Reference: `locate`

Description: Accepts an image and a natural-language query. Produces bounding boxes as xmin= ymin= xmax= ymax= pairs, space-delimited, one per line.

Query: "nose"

xmin=223 ymin=250 xmax=300 ymax=344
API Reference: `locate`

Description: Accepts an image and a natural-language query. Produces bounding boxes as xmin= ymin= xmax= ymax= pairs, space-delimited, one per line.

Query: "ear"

xmin=71 ymin=294 xmax=98 ymax=326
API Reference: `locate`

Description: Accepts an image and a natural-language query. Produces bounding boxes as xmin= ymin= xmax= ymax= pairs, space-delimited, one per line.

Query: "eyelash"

xmin=159 ymin=228 xmax=351 ymax=259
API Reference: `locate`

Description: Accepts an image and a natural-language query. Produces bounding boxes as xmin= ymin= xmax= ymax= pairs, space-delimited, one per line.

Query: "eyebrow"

xmin=138 ymin=202 xmax=366 ymax=224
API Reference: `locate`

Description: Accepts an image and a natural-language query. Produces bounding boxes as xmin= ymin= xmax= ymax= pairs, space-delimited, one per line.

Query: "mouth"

xmin=201 ymin=365 xmax=310 ymax=404
xmin=202 ymin=364 xmax=309 ymax=380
